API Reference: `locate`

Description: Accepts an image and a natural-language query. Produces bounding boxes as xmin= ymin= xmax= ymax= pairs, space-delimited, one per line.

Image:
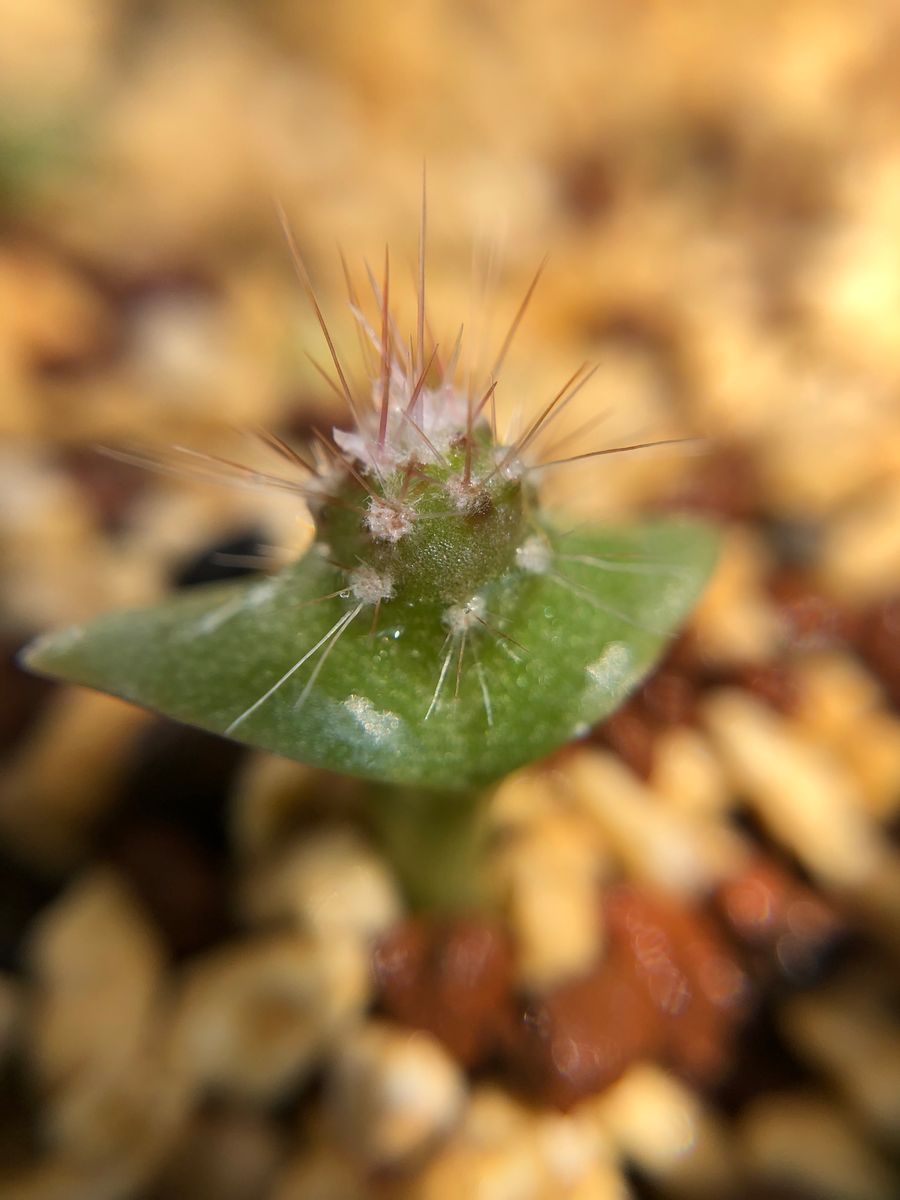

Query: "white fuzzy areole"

xmin=516 ymin=535 xmax=551 ymax=575
xmin=348 ymin=565 xmax=394 ymax=605
xmin=443 ymin=594 xmax=487 ymax=635
xmin=585 ymin=640 xmax=632 ymax=694
xmin=444 ymin=476 xmax=482 ymax=514
xmin=344 ymin=694 xmax=403 ymax=743
xmin=241 ymin=577 xmax=279 ymax=609
xmin=365 ymin=496 xmax=414 ymax=543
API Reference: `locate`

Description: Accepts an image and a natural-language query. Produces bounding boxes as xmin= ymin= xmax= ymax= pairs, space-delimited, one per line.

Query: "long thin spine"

xmin=533 ymin=435 xmax=700 ymax=471
xmin=471 ymin=642 xmax=493 ymax=727
xmin=293 ymin=602 xmax=363 ymax=712
xmin=378 ymin=246 xmax=392 ymax=449
xmin=416 ymin=164 xmax=426 ymax=377
xmin=424 ymin=634 xmax=455 ymax=721
xmin=275 ymin=201 xmax=364 ymax=430
xmin=488 ymin=256 xmax=547 ymax=380
xmin=226 ymin=603 xmax=361 ymax=734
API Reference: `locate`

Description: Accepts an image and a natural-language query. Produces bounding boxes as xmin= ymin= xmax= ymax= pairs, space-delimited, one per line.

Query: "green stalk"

xmin=367 ymin=783 xmax=493 ymax=913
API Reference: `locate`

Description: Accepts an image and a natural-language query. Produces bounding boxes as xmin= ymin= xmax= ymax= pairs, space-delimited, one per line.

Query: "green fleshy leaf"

xmin=23 ymin=518 xmax=717 ymax=790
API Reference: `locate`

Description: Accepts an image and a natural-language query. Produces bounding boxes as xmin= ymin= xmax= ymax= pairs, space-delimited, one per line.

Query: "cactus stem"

xmin=368 ymin=783 xmax=493 ymax=913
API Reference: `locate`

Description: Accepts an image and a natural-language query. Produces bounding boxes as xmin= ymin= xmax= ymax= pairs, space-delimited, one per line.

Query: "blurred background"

xmin=2 ymin=2 xmax=900 ymax=1198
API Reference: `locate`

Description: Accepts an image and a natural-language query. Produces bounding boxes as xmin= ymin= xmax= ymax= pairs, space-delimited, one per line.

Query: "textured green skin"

xmin=24 ymin=518 xmax=717 ymax=791
xmin=320 ymin=430 xmax=528 ymax=603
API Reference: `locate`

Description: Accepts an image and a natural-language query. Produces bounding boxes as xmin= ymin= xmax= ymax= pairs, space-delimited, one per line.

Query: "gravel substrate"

xmin=2 ymin=3 xmax=900 ymax=1197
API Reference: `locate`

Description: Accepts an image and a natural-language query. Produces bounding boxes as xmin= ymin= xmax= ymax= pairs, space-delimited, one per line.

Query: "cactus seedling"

xmin=23 ymin=206 xmax=716 ymax=904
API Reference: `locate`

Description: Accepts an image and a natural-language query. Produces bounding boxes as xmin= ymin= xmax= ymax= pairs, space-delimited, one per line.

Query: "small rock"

xmin=374 ymin=915 xmax=514 ymax=1069
xmin=241 ymin=826 xmax=402 ymax=945
xmin=327 ymin=1022 xmax=465 ymax=1169
xmin=738 ymin=1092 xmax=896 ymax=1200
xmin=506 ymin=884 xmax=748 ymax=1108
xmin=714 ymin=856 xmax=845 ymax=983
xmin=150 ymin=1104 xmax=285 ymax=1200
xmin=170 ymin=933 xmax=369 ymax=1104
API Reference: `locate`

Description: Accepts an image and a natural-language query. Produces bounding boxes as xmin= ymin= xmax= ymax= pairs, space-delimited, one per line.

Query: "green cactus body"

xmin=23 ymin=236 xmax=717 ymax=892
xmin=317 ymin=425 xmax=529 ymax=609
